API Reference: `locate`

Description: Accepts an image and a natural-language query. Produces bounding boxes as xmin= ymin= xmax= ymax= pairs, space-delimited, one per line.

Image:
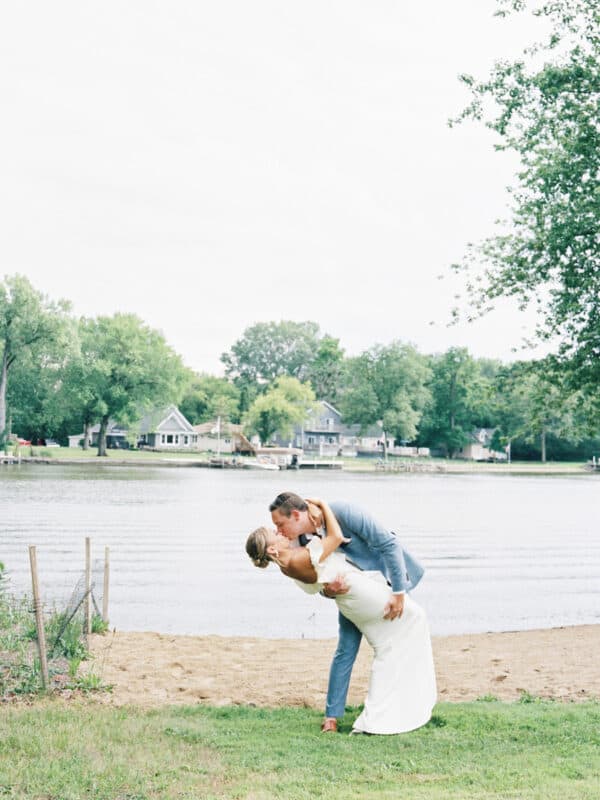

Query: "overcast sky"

xmin=0 ymin=2 xmax=549 ymax=374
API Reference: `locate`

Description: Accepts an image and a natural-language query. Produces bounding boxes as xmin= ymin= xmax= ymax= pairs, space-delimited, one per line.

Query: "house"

xmin=458 ymin=428 xmax=507 ymax=461
xmin=69 ymin=406 xmax=199 ymax=451
xmin=274 ymin=401 xmax=391 ymax=457
xmin=192 ymin=419 xmax=253 ymax=454
xmin=68 ymin=421 xmax=129 ymax=449
xmin=137 ymin=406 xmax=198 ymax=450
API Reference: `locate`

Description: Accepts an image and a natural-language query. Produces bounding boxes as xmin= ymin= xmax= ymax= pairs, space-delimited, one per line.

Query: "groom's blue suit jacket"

xmin=329 ymin=500 xmax=424 ymax=593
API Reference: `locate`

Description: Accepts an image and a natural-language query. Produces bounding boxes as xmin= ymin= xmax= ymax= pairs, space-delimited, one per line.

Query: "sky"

xmin=0 ymin=1 xmax=550 ymax=374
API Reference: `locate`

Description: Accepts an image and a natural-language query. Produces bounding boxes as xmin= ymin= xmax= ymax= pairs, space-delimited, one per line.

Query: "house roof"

xmin=138 ymin=405 xmax=194 ymax=434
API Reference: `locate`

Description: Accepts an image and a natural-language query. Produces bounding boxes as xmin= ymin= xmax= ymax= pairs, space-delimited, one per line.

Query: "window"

xmin=184 ymin=435 xmax=188 ymax=445
xmin=161 ymin=434 xmax=166 ymax=444
xmin=166 ymin=434 xmax=173 ymax=444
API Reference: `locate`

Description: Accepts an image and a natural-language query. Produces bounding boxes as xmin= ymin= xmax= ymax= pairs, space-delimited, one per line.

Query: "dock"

xmin=298 ymin=460 xmax=343 ymax=470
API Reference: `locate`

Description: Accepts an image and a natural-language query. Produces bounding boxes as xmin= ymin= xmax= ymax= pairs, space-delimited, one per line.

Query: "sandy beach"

xmin=84 ymin=625 xmax=599 ymax=708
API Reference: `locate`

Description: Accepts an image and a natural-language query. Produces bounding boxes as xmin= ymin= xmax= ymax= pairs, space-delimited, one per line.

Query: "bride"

xmin=246 ymin=498 xmax=437 ymax=735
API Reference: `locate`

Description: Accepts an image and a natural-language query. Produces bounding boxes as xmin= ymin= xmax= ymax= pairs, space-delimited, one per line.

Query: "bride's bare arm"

xmin=306 ymin=497 xmax=348 ymax=562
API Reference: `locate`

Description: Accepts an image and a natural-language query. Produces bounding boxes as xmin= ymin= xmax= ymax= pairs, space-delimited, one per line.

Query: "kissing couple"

xmin=246 ymin=491 xmax=437 ymax=735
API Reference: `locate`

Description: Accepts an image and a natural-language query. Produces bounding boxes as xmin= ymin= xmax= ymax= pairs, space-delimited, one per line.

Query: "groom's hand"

xmin=383 ymin=593 xmax=405 ymax=620
xmin=322 ymin=575 xmax=350 ymax=598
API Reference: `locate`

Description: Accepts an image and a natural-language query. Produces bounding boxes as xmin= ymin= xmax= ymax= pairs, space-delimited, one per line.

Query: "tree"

xmin=221 ymin=321 xmax=323 ymax=405
xmin=491 ymin=360 xmax=594 ymax=461
xmin=179 ymin=374 xmax=241 ymax=424
xmin=304 ymin=335 xmax=345 ymax=406
xmin=243 ymin=376 xmax=316 ymax=445
xmin=6 ymin=350 xmax=69 ymax=443
xmin=339 ymin=343 xmax=431 ymax=459
xmin=419 ymin=349 xmax=498 ymax=458
xmin=74 ymin=314 xmax=189 ymax=456
xmin=0 ymin=275 xmax=71 ymax=443
xmin=453 ymin=0 xmax=600 ymax=393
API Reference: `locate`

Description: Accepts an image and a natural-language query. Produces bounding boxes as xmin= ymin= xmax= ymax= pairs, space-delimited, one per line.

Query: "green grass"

xmin=0 ymin=701 xmax=598 ymax=799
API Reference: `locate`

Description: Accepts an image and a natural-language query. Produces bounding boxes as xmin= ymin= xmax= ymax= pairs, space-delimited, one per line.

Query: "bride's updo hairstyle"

xmin=246 ymin=527 xmax=273 ymax=569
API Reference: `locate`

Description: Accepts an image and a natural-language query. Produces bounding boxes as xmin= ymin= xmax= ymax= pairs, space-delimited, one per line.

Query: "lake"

xmin=1 ymin=464 xmax=598 ymax=638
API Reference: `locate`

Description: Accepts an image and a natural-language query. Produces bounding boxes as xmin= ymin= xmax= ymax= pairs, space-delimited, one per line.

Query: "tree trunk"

xmin=382 ymin=430 xmax=388 ymax=461
xmin=82 ymin=417 xmax=91 ymax=450
xmin=0 ymin=349 xmax=8 ymax=438
xmin=540 ymin=428 xmax=546 ymax=463
xmin=97 ymin=415 xmax=109 ymax=457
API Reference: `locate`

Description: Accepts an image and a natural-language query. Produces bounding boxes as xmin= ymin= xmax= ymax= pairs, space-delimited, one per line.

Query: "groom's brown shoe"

xmin=321 ymin=718 xmax=338 ymax=733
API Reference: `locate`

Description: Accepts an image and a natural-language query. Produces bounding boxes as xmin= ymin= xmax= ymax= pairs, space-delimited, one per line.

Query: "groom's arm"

xmin=330 ymin=501 xmax=410 ymax=594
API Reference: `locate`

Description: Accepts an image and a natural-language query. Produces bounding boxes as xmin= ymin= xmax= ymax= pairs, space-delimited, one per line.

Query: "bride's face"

xmin=266 ymin=530 xmax=291 ymax=557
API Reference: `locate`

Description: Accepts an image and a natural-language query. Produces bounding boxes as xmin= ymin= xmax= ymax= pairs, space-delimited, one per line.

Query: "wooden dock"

xmin=298 ymin=460 xmax=343 ymax=470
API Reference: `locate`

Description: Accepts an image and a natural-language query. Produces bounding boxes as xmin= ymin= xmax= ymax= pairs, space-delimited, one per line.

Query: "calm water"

xmin=1 ymin=464 xmax=598 ymax=638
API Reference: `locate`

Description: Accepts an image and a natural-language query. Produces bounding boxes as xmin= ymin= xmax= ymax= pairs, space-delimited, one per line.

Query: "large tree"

xmin=0 ymin=275 xmax=71 ymax=443
xmin=221 ymin=321 xmax=323 ymax=407
xmin=74 ymin=314 xmax=189 ymax=456
xmin=419 ymin=348 xmax=498 ymax=458
xmin=491 ymin=359 xmax=594 ymax=461
xmin=243 ymin=376 xmax=316 ymax=446
xmin=453 ymin=0 xmax=600 ymax=394
xmin=304 ymin=335 xmax=345 ymax=406
xmin=179 ymin=373 xmax=241 ymax=425
xmin=339 ymin=342 xmax=431 ymax=459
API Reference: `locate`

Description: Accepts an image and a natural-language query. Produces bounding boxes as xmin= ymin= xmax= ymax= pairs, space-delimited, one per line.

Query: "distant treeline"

xmin=1 ymin=276 xmax=599 ymax=461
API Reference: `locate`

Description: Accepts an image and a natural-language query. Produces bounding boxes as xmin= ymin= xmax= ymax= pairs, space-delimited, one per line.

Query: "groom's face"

xmin=271 ymin=508 xmax=308 ymax=540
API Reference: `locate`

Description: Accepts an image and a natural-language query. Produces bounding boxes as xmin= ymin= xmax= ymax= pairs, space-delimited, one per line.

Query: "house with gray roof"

xmin=69 ymin=405 xmax=199 ymax=451
xmin=274 ymin=401 xmax=391 ymax=457
xmin=137 ymin=405 xmax=197 ymax=450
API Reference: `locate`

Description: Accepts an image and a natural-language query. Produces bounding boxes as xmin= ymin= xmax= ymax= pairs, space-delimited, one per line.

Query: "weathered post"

xmin=84 ymin=537 xmax=92 ymax=639
xmin=28 ymin=545 xmax=49 ymax=689
xmin=102 ymin=546 xmax=110 ymax=624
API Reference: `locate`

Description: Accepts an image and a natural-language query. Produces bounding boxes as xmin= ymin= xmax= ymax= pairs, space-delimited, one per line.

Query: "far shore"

xmin=0 ymin=449 xmax=594 ymax=475
xmin=83 ymin=624 xmax=600 ymax=709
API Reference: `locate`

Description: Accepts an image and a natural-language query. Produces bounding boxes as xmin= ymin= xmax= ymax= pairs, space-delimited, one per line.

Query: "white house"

xmin=69 ymin=406 xmax=199 ymax=451
xmin=458 ymin=428 xmax=507 ymax=461
xmin=137 ymin=406 xmax=198 ymax=450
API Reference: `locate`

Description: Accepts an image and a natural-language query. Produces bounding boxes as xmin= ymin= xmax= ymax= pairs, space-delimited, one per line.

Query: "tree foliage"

xmin=453 ymin=0 xmax=600 ymax=391
xmin=339 ymin=343 xmax=431 ymax=457
xmin=243 ymin=376 xmax=316 ymax=445
xmin=419 ymin=349 xmax=498 ymax=458
xmin=179 ymin=374 xmax=241 ymax=424
xmin=221 ymin=321 xmax=323 ymax=407
xmin=0 ymin=275 xmax=71 ymax=442
xmin=491 ymin=359 xmax=594 ymax=460
xmin=75 ymin=314 xmax=190 ymax=456
xmin=304 ymin=335 xmax=345 ymax=406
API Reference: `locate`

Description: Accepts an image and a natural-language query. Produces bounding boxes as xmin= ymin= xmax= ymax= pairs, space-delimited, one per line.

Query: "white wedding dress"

xmin=296 ymin=539 xmax=437 ymax=734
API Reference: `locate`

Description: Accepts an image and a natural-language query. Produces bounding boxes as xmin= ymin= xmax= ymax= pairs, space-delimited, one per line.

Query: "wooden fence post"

xmin=28 ymin=546 xmax=49 ymax=690
xmin=84 ymin=537 xmax=92 ymax=639
xmin=102 ymin=546 xmax=110 ymax=624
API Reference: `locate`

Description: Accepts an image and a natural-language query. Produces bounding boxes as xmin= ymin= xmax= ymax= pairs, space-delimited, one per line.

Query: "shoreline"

xmin=1 ymin=455 xmax=594 ymax=475
xmin=84 ymin=624 xmax=600 ymax=708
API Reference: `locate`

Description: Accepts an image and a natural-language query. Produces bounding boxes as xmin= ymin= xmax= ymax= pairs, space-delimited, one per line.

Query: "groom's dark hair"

xmin=269 ymin=491 xmax=308 ymax=517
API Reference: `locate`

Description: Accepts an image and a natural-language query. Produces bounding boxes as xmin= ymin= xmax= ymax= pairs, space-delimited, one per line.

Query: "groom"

xmin=269 ymin=491 xmax=424 ymax=733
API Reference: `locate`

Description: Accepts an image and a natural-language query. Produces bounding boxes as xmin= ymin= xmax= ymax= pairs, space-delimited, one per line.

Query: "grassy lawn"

xmin=0 ymin=701 xmax=598 ymax=799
